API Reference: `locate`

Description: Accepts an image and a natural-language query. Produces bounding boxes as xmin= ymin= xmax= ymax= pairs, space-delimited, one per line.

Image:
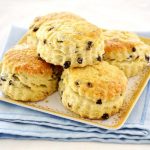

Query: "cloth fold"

xmin=0 ymin=26 xmax=150 ymax=143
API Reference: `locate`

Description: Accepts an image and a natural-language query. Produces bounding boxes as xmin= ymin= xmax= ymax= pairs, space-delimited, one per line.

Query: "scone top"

xmin=62 ymin=61 xmax=127 ymax=102
xmin=36 ymin=19 xmax=103 ymax=51
xmin=103 ymin=30 xmax=150 ymax=62
xmin=36 ymin=18 xmax=104 ymax=68
xmin=29 ymin=12 xmax=85 ymax=32
xmin=24 ymin=12 xmax=85 ymax=48
xmin=2 ymin=45 xmax=53 ymax=75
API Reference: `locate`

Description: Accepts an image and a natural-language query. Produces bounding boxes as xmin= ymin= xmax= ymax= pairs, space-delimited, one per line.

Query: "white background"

xmin=0 ymin=0 xmax=150 ymax=149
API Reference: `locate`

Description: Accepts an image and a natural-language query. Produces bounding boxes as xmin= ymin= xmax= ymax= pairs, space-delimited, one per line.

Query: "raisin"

xmin=86 ymin=41 xmax=93 ymax=50
xmin=77 ymin=57 xmax=83 ymax=64
xmin=102 ymin=113 xmax=109 ymax=120
xmin=1 ymin=76 xmax=6 ymax=81
xmin=87 ymin=82 xmax=93 ymax=88
xmin=9 ymin=80 xmax=13 ymax=85
xmin=23 ymin=84 xmax=31 ymax=89
xmin=97 ymin=56 xmax=101 ymax=61
xmin=33 ymin=27 xmax=39 ymax=32
xmin=57 ymin=40 xmax=63 ymax=43
xmin=113 ymin=106 xmax=117 ymax=109
xmin=75 ymin=81 xmax=79 ymax=86
xmin=43 ymin=39 xmax=47 ymax=44
xmin=96 ymin=99 xmax=102 ymax=104
xmin=127 ymin=55 xmax=132 ymax=59
xmin=12 ymin=74 xmax=19 ymax=81
xmin=145 ymin=55 xmax=150 ymax=62
xmin=135 ymin=56 xmax=139 ymax=60
xmin=68 ymin=103 xmax=72 ymax=108
xmin=132 ymin=47 xmax=136 ymax=52
xmin=37 ymin=53 xmax=42 ymax=60
xmin=63 ymin=61 xmax=71 ymax=69
xmin=48 ymin=27 xmax=54 ymax=31
xmin=110 ymin=59 xmax=115 ymax=61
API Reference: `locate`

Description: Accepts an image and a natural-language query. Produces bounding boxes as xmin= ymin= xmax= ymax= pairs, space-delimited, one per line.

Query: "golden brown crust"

xmin=103 ymin=29 xmax=150 ymax=77
xmin=103 ymin=30 xmax=143 ymax=60
xmin=1 ymin=44 xmax=61 ymax=101
xmin=62 ymin=61 xmax=127 ymax=102
xmin=3 ymin=44 xmax=52 ymax=75
xmin=104 ymin=38 xmax=137 ymax=53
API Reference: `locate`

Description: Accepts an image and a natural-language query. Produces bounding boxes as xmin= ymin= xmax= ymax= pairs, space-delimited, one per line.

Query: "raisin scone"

xmin=19 ymin=12 xmax=84 ymax=47
xmin=37 ymin=19 xmax=104 ymax=69
xmin=0 ymin=44 xmax=61 ymax=101
xmin=59 ymin=61 xmax=127 ymax=119
xmin=103 ymin=30 xmax=150 ymax=77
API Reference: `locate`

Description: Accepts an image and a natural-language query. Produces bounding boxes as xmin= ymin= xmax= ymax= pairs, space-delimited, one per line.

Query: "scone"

xmin=103 ymin=30 xmax=150 ymax=77
xmin=0 ymin=44 xmax=61 ymax=101
xmin=37 ymin=19 xmax=104 ymax=68
xmin=19 ymin=12 xmax=84 ymax=47
xmin=59 ymin=61 xmax=127 ymax=119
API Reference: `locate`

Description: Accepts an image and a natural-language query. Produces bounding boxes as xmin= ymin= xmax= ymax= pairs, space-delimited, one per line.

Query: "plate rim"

xmin=0 ymin=30 xmax=150 ymax=130
xmin=0 ymin=67 xmax=149 ymax=130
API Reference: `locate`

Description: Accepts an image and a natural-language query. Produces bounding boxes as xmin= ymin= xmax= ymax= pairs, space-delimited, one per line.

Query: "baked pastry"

xmin=59 ymin=61 xmax=127 ymax=119
xmin=0 ymin=44 xmax=61 ymax=101
xmin=103 ymin=30 xmax=150 ymax=77
xmin=19 ymin=12 xmax=84 ymax=47
xmin=37 ymin=19 xmax=104 ymax=68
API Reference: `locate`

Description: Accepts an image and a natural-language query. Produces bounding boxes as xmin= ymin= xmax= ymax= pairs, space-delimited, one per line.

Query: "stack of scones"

xmin=1 ymin=12 xmax=150 ymax=120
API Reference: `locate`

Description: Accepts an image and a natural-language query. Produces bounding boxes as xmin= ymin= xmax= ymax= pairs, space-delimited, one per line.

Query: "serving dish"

xmin=0 ymin=27 xmax=149 ymax=129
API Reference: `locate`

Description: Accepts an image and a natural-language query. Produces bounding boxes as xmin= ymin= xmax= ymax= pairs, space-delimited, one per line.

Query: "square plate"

xmin=0 ymin=27 xmax=150 ymax=130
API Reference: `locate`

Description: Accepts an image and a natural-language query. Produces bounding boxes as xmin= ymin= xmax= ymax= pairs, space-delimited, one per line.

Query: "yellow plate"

xmin=0 ymin=36 xmax=149 ymax=130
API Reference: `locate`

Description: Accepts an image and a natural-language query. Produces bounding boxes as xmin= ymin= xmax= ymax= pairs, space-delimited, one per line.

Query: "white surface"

xmin=0 ymin=0 xmax=150 ymax=149
xmin=1 ymin=140 xmax=150 ymax=150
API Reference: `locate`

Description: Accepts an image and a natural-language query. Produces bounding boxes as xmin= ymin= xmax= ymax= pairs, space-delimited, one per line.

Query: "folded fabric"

xmin=0 ymin=26 xmax=150 ymax=143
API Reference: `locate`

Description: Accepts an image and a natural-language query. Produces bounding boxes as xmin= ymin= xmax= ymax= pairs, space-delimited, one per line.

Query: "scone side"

xmin=59 ymin=77 xmax=125 ymax=119
xmin=58 ymin=62 xmax=127 ymax=119
xmin=0 ymin=45 xmax=60 ymax=101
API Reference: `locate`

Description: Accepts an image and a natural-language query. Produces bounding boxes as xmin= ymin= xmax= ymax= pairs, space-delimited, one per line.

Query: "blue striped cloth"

xmin=0 ymin=26 xmax=150 ymax=143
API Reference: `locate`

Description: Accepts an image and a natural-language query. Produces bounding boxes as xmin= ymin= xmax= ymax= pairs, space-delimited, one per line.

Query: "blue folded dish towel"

xmin=0 ymin=26 xmax=150 ymax=143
